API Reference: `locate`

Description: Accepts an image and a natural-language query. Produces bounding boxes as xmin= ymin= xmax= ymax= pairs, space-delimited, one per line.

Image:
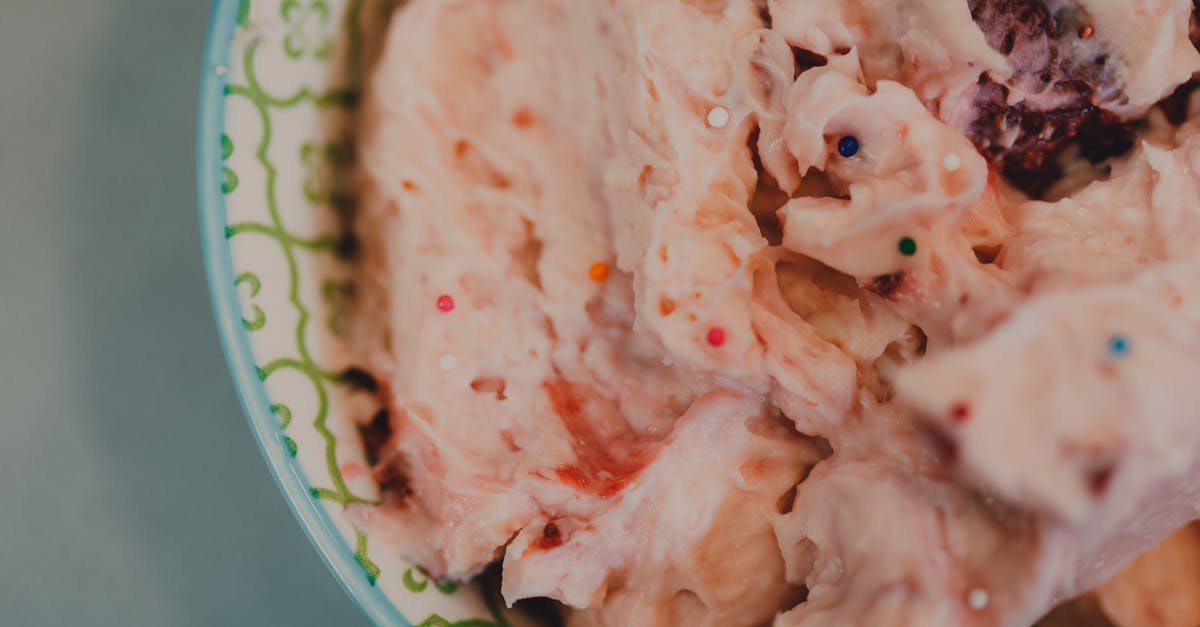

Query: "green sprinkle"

xmin=898 ymin=237 xmax=917 ymax=256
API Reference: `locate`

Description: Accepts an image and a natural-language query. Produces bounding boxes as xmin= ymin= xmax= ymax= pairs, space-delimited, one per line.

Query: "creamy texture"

xmin=352 ymin=1 xmax=1200 ymax=625
xmin=1098 ymin=523 xmax=1200 ymax=627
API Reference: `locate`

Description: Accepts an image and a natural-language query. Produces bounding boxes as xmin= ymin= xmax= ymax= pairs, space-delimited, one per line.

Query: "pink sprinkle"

xmin=706 ymin=327 xmax=726 ymax=347
xmin=436 ymin=294 xmax=455 ymax=312
xmin=340 ymin=462 xmax=364 ymax=480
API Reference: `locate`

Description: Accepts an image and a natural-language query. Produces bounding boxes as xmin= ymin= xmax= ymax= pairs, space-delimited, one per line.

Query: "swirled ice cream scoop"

xmin=350 ymin=0 xmax=1200 ymax=625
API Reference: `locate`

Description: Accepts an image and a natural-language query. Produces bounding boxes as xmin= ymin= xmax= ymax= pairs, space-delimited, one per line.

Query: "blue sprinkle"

xmin=1108 ymin=333 xmax=1130 ymax=357
xmin=837 ymin=135 xmax=860 ymax=158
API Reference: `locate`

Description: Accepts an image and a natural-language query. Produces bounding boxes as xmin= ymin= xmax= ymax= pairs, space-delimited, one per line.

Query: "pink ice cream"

xmin=349 ymin=0 xmax=1200 ymax=625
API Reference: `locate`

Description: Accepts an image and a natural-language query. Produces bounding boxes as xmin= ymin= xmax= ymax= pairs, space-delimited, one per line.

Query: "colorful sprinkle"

xmin=837 ymin=135 xmax=860 ymax=158
xmin=706 ymin=106 xmax=730 ymax=129
xmin=340 ymin=462 xmax=364 ymax=480
xmin=942 ymin=153 xmax=961 ymax=171
xmin=512 ymin=107 xmax=535 ymax=128
xmin=1108 ymin=333 xmax=1130 ymax=357
xmin=968 ymin=589 xmax=989 ymax=610
xmin=950 ymin=403 xmax=970 ymax=423
xmin=706 ymin=327 xmax=727 ymax=347
xmin=589 ymin=261 xmax=610 ymax=282
xmin=898 ymin=237 xmax=918 ymax=256
xmin=1078 ymin=24 xmax=1095 ymax=39
xmin=436 ymin=294 xmax=455 ymax=312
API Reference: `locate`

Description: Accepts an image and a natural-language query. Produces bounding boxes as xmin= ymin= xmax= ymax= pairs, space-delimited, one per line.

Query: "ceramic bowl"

xmin=198 ymin=1 xmax=509 ymax=624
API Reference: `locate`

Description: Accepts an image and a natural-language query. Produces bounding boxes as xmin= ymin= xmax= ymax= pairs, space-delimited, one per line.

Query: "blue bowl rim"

xmin=196 ymin=2 xmax=411 ymax=625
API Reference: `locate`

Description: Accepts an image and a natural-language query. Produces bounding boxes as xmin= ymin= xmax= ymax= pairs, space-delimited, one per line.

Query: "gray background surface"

xmin=0 ymin=1 xmax=370 ymax=624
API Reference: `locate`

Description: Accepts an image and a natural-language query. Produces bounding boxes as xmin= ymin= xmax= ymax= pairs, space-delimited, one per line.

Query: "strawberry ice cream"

xmin=348 ymin=0 xmax=1200 ymax=625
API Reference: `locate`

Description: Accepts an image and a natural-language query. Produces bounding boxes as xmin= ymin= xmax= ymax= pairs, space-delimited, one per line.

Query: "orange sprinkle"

xmin=1079 ymin=25 xmax=1094 ymax=39
xmin=512 ymin=108 xmax=535 ymax=128
xmin=589 ymin=261 xmax=610 ymax=282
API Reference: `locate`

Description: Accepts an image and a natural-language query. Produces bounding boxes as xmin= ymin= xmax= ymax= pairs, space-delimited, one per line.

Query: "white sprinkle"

xmin=438 ymin=355 xmax=457 ymax=371
xmin=943 ymin=153 xmax=962 ymax=172
xmin=707 ymin=106 xmax=730 ymax=129
xmin=968 ymin=589 xmax=989 ymax=610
